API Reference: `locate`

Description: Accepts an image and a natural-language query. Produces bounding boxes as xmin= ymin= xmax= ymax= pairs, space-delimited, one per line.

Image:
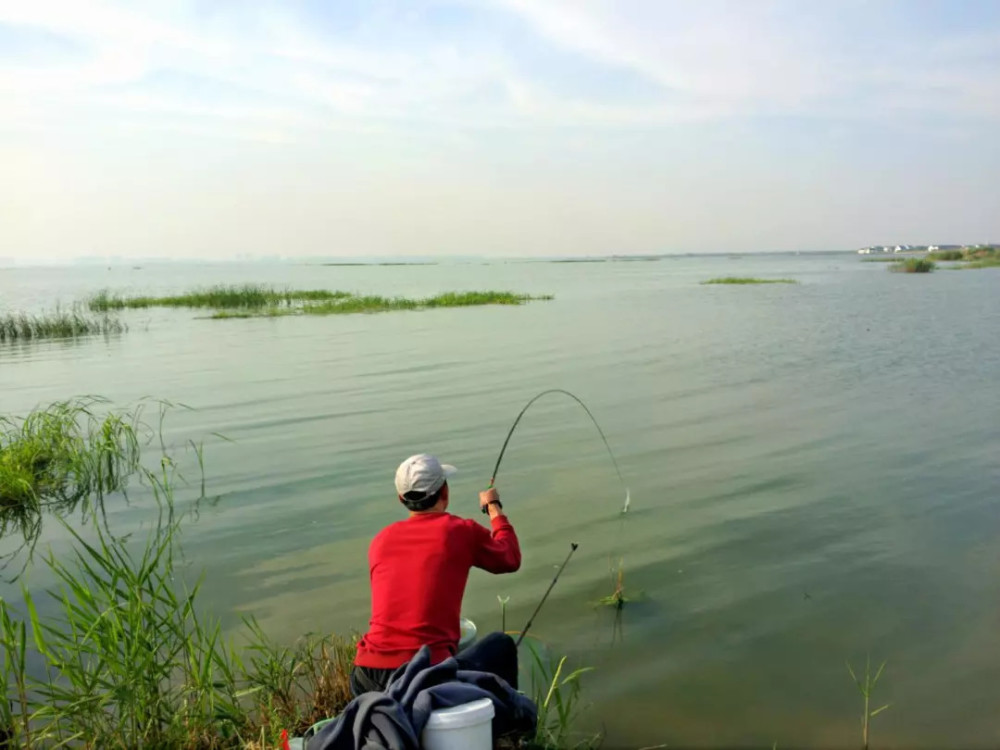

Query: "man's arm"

xmin=471 ymin=488 xmax=521 ymax=573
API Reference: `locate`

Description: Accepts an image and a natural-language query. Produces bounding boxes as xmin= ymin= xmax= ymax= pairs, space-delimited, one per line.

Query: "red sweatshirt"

xmin=354 ymin=511 xmax=521 ymax=669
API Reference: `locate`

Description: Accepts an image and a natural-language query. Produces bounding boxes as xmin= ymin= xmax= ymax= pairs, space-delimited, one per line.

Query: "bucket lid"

xmin=424 ymin=698 xmax=495 ymax=730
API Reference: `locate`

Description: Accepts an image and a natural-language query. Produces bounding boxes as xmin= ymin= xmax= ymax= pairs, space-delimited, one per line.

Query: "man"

xmin=350 ymin=453 xmax=521 ymax=696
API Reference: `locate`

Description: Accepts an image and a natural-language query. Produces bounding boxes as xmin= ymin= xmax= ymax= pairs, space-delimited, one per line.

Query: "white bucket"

xmin=420 ymin=697 xmax=495 ymax=750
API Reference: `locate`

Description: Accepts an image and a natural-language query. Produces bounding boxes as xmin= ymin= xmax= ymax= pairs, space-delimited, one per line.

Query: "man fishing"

xmin=350 ymin=453 xmax=522 ymax=697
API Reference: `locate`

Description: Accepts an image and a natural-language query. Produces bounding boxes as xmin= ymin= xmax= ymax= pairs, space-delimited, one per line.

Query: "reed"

xmin=210 ymin=291 xmax=552 ymax=318
xmin=524 ymin=642 xmax=600 ymax=750
xmin=961 ymin=257 xmax=1000 ymax=269
xmin=701 ymin=277 xmax=798 ymax=285
xmin=927 ymin=250 xmax=964 ymax=261
xmin=847 ymin=656 xmax=890 ymax=750
xmin=889 ymin=258 xmax=935 ymax=273
xmin=0 ymin=310 xmax=126 ymax=343
xmin=88 ymin=285 xmax=352 ymax=311
xmin=0 ymin=397 xmax=143 ymax=572
xmin=0 ymin=421 xmax=358 ymax=749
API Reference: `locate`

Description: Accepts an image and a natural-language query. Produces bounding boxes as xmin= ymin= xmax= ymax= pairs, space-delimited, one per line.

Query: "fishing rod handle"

xmin=481 ymin=482 xmax=501 ymax=515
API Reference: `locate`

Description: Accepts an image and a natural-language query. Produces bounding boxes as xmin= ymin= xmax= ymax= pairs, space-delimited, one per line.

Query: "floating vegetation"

xmin=209 ymin=291 xmax=553 ymax=319
xmin=0 ymin=310 xmax=126 ymax=343
xmin=594 ymin=558 xmax=644 ymax=610
xmin=701 ymin=277 xmax=798 ymax=285
xmin=889 ymin=258 xmax=935 ymax=273
xmin=88 ymin=285 xmax=352 ymax=311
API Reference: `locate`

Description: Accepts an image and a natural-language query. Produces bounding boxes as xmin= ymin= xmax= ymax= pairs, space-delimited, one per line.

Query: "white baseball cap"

xmin=394 ymin=454 xmax=457 ymax=499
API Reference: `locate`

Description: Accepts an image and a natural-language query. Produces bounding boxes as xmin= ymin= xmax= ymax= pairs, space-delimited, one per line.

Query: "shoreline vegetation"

xmin=938 ymin=245 xmax=1000 ymax=268
xmin=889 ymin=258 xmax=935 ymax=273
xmin=701 ymin=277 xmax=798 ymax=285
xmin=864 ymin=246 xmax=999 ymax=271
xmin=0 ymin=400 xmax=593 ymax=750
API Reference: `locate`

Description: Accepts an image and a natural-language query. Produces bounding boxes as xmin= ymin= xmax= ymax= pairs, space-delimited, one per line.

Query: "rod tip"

xmin=571 ymin=542 xmax=579 ymax=550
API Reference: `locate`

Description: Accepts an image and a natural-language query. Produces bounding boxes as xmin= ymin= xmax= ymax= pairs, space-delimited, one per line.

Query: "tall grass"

xmin=928 ymin=250 xmax=964 ymax=261
xmin=962 ymin=246 xmax=998 ymax=261
xmin=889 ymin=258 xmax=935 ymax=273
xmin=0 ymin=422 xmax=358 ymax=749
xmin=847 ymin=656 xmax=890 ymax=750
xmin=88 ymin=285 xmax=351 ymax=311
xmin=701 ymin=277 xmax=798 ymax=285
xmin=211 ymin=290 xmax=553 ymax=318
xmin=928 ymin=247 xmax=998 ymax=268
xmin=961 ymin=258 xmax=1000 ymax=269
xmin=0 ymin=397 xmax=143 ymax=572
xmin=523 ymin=642 xmax=599 ymax=750
xmin=0 ymin=310 xmax=126 ymax=343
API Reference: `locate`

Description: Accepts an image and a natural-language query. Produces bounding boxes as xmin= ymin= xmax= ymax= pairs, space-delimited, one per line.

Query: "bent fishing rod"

xmin=483 ymin=388 xmax=630 ymax=514
xmin=482 ymin=389 xmax=628 ymax=645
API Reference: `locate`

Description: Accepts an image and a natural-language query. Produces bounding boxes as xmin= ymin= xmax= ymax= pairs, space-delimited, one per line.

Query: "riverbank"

xmin=0 ymin=401 xmax=591 ymax=750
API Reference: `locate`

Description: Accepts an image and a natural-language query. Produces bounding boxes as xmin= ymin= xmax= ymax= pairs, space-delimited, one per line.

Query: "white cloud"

xmin=0 ymin=0 xmax=997 ymax=259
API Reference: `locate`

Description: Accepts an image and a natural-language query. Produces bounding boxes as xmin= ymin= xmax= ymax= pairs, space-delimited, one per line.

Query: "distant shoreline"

xmin=0 ymin=249 xmax=864 ymax=269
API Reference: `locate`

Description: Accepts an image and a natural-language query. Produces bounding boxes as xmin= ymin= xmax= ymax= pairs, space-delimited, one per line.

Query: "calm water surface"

xmin=1 ymin=255 xmax=998 ymax=748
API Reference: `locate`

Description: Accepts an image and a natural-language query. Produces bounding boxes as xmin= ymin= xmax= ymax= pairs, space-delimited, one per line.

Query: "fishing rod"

xmin=515 ymin=543 xmax=578 ymax=648
xmin=484 ymin=388 xmax=630 ymax=514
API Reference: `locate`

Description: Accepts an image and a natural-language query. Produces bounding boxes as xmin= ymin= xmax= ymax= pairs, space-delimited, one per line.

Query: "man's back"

xmin=355 ymin=511 xmax=520 ymax=669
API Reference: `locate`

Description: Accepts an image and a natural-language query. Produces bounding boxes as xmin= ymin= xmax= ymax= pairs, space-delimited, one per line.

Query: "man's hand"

xmin=480 ymin=488 xmax=503 ymax=518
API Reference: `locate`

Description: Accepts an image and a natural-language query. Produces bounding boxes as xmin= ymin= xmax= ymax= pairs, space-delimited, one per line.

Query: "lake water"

xmin=2 ymin=254 xmax=999 ymax=748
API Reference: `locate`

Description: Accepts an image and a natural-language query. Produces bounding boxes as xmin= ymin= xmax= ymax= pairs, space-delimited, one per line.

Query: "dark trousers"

xmin=349 ymin=631 xmax=518 ymax=698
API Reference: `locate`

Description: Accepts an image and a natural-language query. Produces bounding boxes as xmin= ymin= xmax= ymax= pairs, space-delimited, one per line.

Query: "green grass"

xmin=847 ymin=656 xmax=890 ymax=750
xmin=0 ymin=310 xmax=126 ymax=343
xmin=961 ymin=257 xmax=1000 ymax=269
xmin=0 ymin=411 xmax=359 ymax=749
xmin=861 ymin=256 xmax=907 ymax=263
xmin=522 ymin=642 xmax=600 ymax=750
xmin=962 ymin=246 xmax=998 ymax=260
xmin=928 ymin=250 xmax=965 ymax=261
xmin=0 ymin=397 xmax=144 ymax=571
xmin=701 ymin=277 xmax=798 ymax=285
xmin=889 ymin=258 xmax=936 ymax=273
xmin=88 ymin=285 xmax=352 ymax=311
xmin=210 ymin=290 xmax=553 ymax=318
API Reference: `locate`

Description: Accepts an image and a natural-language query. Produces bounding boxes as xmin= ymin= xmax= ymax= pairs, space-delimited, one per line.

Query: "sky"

xmin=1 ymin=0 xmax=999 ymax=261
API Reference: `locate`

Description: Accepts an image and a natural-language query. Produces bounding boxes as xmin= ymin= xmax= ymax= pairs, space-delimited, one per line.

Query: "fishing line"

xmin=485 ymin=389 xmax=630 ymax=514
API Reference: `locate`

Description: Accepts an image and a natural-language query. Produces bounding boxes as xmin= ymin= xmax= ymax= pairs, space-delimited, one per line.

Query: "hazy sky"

xmin=2 ymin=0 xmax=999 ymax=260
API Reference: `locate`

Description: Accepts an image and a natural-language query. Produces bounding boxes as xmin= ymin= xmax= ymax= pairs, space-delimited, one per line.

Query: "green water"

xmin=1 ymin=254 xmax=998 ymax=748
